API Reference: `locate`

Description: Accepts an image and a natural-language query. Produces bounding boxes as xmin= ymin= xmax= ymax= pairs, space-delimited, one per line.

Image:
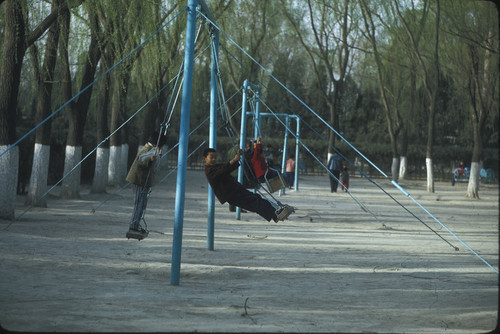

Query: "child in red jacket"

xmin=251 ymin=137 xmax=277 ymax=182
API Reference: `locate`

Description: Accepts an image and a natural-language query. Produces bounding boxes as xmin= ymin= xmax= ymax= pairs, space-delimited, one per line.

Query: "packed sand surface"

xmin=0 ymin=169 xmax=498 ymax=333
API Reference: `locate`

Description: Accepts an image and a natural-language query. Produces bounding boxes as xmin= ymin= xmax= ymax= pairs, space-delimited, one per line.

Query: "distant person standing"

xmin=285 ymin=154 xmax=295 ymax=188
xmin=340 ymin=165 xmax=349 ymax=192
xmin=327 ymin=152 xmax=342 ymax=193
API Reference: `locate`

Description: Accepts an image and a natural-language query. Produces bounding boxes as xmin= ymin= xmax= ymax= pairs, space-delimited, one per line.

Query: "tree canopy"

xmin=0 ymin=0 xmax=498 ymax=202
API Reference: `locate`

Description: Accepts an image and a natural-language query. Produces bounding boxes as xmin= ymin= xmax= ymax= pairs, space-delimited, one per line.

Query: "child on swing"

xmin=203 ymin=147 xmax=293 ymax=222
xmin=125 ymin=130 xmax=167 ymax=240
xmin=251 ymin=136 xmax=278 ymax=182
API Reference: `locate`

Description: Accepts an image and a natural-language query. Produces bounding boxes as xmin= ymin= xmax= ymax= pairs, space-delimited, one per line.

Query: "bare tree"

xmin=59 ymin=4 xmax=101 ymax=198
xmin=25 ymin=0 xmax=63 ymax=206
xmin=359 ymin=0 xmax=401 ymax=181
xmin=394 ymin=0 xmax=441 ymax=192
xmin=439 ymin=2 xmax=500 ymax=198
xmin=218 ymin=0 xmax=278 ymax=136
xmin=465 ymin=26 xmax=498 ymax=198
xmin=102 ymin=1 xmax=155 ymax=187
xmin=282 ymin=0 xmax=355 ymax=161
xmin=91 ymin=54 xmax=111 ymax=193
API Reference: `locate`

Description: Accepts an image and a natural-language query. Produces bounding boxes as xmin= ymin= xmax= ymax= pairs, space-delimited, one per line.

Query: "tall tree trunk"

xmin=425 ymin=96 xmax=436 ymax=193
xmin=0 ymin=1 xmax=26 ymax=219
xmin=426 ymin=0 xmax=440 ymax=193
xmin=119 ymin=72 xmax=133 ymax=182
xmin=391 ymin=157 xmax=400 ymax=181
xmin=466 ymin=30 xmax=493 ymax=198
xmin=327 ymin=96 xmax=335 ymax=153
xmin=108 ymin=74 xmax=122 ymax=186
xmin=26 ymin=6 xmax=61 ymax=206
xmin=108 ymin=70 xmax=133 ymax=186
xmin=283 ymin=0 xmax=352 ymax=162
xmin=59 ymin=8 xmax=101 ymax=198
xmin=425 ymin=40 xmax=439 ymax=192
xmin=399 ymin=125 xmax=409 ymax=180
xmin=92 ymin=68 xmax=111 ymax=193
xmin=399 ymin=68 xmax=416 ymax=181
xmin=360 ymin=0 xmax=399 ymax=181
xmin=141 ymin=68 xmax=167 ymax=144
xmin=327 ymin=80 xmax=343 ymax=166
xmin=108 ymin=87 xmax=122 ymax=186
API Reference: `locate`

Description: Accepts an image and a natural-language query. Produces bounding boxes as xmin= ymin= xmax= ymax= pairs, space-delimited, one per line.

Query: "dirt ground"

xmin=0 ymin=169 xmax=498 ymax=333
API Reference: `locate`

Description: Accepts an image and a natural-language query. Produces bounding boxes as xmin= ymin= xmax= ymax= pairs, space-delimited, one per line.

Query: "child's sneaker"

xmin=276 ymin=205 xmax=294 ymax=221
xmin=126 ymin=227 xmax=149 ymax=240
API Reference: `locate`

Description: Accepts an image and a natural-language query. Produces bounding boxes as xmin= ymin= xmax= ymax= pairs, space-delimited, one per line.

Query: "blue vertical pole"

xmin=236 ymin=80 xmax=249 ymax=220
xmin=254 ymin=85 xmax=261 ymax=138
xmin=280 ymin=116 xmax=289 ymax=196
xmin=294 ymin=117 xmax=300 ymax=190
xmin=207 ymin=30 xmax=219 ymax=251
xmin=171 ymin=0 xmax=197 ymax=285
xmin=253 ymin=85 xmax=262 ymax=197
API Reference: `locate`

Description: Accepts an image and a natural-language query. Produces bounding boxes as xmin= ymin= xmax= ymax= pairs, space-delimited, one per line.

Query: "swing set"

xmin=213 ymin=73 xmax=296 ymax=222
xmin=229 ymin=80 xmax=301 ymax=220
xmin=245 ymin=88 xmax=297 ymax=191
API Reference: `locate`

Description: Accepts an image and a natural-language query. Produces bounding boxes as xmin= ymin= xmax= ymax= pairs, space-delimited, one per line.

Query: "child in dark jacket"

xmin=203 ymin=148 xmax=292 ymax=222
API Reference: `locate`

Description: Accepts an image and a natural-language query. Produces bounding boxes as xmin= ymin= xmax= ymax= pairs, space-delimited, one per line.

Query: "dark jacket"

xmin=327 ymin=154 xmax=343 ymax=171
xmin=204 ymin=161 xmax=246 ymax=204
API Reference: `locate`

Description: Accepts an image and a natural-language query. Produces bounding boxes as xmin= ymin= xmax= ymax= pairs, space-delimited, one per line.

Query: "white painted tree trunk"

xmin=108 ymin=145 xmax=121 ymax=186
xmin=61 ymin=145 xmax=82 ymax=199
xmin=26 ymin=143 xmax=50 ymax=207
xmin=391 ymin=157 xmax=399 ymax=181
xmin=426 ymin=158 xmax=434 ymax=192
xmin=399 ymin=156 xmax=407 ymax=180
xmin=120 ymin=143 xmax=129 ymax=183
xmin=0 ymin=146 xmax=19 ymax=220
xmin=467 ymin=161 xmax=480 ymax=199
xmin=91 ymin=147 xmax=109 ymax=193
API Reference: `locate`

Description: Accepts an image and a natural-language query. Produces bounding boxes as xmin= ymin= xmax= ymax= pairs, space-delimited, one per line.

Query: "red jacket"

xmin=251 ymin=143 xmax=268 ymax=179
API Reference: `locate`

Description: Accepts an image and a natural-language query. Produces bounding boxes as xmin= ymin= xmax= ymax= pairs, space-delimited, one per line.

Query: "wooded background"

xmin=0 ymin=0 xmax=498 ymax=218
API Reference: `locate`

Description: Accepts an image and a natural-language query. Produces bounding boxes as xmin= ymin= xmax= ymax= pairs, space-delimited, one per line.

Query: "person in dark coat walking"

xmin=327 ymin=152 xmax=343 ymax=193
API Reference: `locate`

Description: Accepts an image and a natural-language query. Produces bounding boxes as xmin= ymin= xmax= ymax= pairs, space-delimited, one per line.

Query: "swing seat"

xmin=265 ymin=168 xmax=289 ymax=193
xmin=276 ymin=204 xmax=294 ymax=221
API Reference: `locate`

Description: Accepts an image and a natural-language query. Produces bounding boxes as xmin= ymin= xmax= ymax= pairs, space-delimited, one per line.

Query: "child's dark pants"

xmin=229 ymin=188 xmax=276 ymax=222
